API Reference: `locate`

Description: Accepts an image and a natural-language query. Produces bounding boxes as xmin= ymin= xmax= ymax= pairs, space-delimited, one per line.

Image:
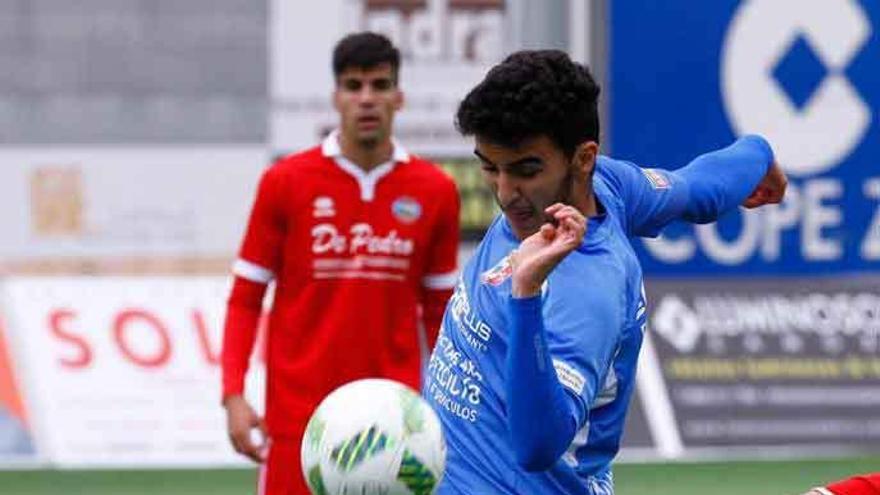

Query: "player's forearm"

xmin=676 ymin=135 xmax=775 ymax=223
xmin=505 ymin=295 xmax=578 ymax=471
xmin=221 ymin=277 xmax=267 ymax=399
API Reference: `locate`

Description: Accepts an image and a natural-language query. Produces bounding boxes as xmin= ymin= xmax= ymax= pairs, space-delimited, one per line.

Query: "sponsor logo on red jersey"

xmin=311 ymin=223 xmax=414 ymax=256
xmin=310 ymin=223 xmax=416 ymax=282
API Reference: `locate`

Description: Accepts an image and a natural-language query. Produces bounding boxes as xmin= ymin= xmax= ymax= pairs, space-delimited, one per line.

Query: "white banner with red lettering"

xmin=0 ymin=277 xmax=266 ymax=468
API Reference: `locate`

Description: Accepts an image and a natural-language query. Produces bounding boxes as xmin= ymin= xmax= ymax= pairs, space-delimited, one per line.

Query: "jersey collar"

xmin=321 ymin=129 xmax=410 ymax=163
xmin=321 ymin=130 xmax=410 ymax=202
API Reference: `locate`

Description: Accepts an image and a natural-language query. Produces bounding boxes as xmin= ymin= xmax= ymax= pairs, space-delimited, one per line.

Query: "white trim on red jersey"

xmin=422 ymin=270 xmax=458 ymax=289
xmin=233 ymin=258 xmax=275 ymax=284
xmin=321 ymin=130 xmax=410 ymax=202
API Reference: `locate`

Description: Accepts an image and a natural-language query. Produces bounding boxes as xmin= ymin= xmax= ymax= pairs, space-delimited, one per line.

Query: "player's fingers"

xmin=558 ymin=208 xmax=585 ymax=228
xmin=250 ymin=439 xmax=267 ymax=463
xmin=241 ymin=443 xmax=264 ymax=464
xmin=227 ymin=433 xmax=241 ymax=453
xmin=233 ymin=430 xmax=263 ymax=463
xmin=544 ymin=203 xmax=565 ymax=216
xmin=742 ymin=189 xmax=766 ymax=208
xmin=569 ymin=215 xmax=586 ymax=234
xmin=564 ymin=216 xmax=586 ymax=241
xmin=551 ymin=204 xmax=574 ymax=216
xmin=742 ymin=198 xmax=761 ymax=209
xmin=765 ymin=188 xmax=785 ymax=204
xmin=553 ymin=217 xmax=581 ymax=247
xmin=230 ymin=426 xmax=251 ymax=448
xmin=255 ymin=419 xmax=268 ymax=457
xmin=557 ymin=214 xmax=574 ymax=231
xmin=229 ymin=430 xmax=247 ymax=454
xmin=553 ymin=206 xmax=583 ymax=225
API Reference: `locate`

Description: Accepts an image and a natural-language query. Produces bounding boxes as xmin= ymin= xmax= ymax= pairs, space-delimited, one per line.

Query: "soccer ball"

xmin=301 ymin=378 xmax=446 ymax=495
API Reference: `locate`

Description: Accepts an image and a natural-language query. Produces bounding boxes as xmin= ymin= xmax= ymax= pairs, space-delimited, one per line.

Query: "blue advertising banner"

xmin=610 ymin=0 xmax=880 ymax=275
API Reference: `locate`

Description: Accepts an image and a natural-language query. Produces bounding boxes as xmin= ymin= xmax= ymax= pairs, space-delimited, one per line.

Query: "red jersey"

xmin=222 ymin=132 xmax=460 ymax=437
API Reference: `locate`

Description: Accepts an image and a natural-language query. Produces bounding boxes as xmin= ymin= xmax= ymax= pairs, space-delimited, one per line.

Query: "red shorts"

xmin=258 ymin=437 xmax=310 ymax=495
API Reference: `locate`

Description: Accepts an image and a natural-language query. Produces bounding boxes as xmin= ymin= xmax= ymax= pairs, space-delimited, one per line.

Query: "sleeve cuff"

xmin=740 ymin=134 xmax=775 ymax=167
xmin=232 ymin=259 xmax=275 ymax=284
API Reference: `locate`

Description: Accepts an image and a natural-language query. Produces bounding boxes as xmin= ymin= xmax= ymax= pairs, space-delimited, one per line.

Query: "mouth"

xmin=356 ymin=115 xmax=381 ymax=130
xmin=506 ymin=207 xmax=535 ymax=225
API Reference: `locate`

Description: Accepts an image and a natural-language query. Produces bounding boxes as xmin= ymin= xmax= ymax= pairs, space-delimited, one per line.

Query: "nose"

xmin=357 ymin=85 xmax=377 ymax=106
xmin=494 ymin=172 xmax=521 ymax=206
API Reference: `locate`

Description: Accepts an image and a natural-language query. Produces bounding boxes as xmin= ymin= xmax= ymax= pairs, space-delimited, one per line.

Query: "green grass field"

xmin=1 ymin=456 xmax=877 ymax=495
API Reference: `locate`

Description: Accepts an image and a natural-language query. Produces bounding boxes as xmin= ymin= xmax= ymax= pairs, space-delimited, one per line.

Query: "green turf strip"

xmin=0 ymin=456 xmax=876 ymax=495
xmin=614 ymin=456 xmax=880 ymax=495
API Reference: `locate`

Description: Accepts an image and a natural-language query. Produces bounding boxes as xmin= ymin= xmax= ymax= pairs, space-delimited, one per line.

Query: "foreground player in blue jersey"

xmin=423 ymin=50 xmax=787 ymax=494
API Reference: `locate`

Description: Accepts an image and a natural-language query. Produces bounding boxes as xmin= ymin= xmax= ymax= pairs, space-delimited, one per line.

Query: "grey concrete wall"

xmin=0 ymin=0 xmax=267 ymax=144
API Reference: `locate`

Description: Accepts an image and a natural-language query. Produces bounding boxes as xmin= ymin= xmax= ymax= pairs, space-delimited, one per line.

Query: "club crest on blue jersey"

xmin=391 ymin=197 xmax=422 ymax=224
xmin=480 ymin=255 xmax=512 ymax=286
xmin=641 ymin=168 xmax=670 ymax=189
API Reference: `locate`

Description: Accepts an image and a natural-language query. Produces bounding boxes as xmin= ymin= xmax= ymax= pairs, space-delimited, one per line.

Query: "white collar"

xmin=320 ymin=130 xmax=410 ymax=202
xmin=320 ymin=129 xmax=410 ymax=163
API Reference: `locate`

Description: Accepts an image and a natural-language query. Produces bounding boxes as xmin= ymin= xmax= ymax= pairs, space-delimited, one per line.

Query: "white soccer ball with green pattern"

xmin=301 ymin=378 xmax=446 ymax=495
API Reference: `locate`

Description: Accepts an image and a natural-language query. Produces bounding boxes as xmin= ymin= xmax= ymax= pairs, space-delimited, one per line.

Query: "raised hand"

xmin=510 ymin=203 xmax=587 ymax=298
xmin=743 ymin=161 xmax=787 ymax=208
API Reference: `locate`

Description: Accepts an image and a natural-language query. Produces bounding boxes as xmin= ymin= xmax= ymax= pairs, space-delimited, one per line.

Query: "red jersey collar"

xmin=320 ymin=129 xmax=410 ymax=163
xmin=320 ymin=130 xmax=410 ymax=202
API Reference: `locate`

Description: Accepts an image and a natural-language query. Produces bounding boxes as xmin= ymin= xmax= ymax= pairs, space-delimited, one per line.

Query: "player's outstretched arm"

xmin=505 ymin=204 xmax=585 ymax=471
xmin=615 ymin=135 xmax=783 ymax=238
xmin=675 ymin=135 xmax=781 ymax=223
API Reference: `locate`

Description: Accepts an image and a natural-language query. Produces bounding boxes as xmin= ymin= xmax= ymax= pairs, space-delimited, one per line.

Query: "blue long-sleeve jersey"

xmin=423 ymin=136 xmax=774 ymax=494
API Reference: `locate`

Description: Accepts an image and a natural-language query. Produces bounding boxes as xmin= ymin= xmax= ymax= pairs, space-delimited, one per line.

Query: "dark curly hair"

xmin=332 ymin=32 xmax=400 ymax=83
xmin=456 ymin=50 xmax=600 ymax=158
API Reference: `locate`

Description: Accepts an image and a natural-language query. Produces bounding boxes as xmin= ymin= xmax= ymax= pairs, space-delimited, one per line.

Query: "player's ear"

xmin=573 ymin=141 xmax=599 ymax=178
xmin=393 ymin=88 xmax=404 ymax=111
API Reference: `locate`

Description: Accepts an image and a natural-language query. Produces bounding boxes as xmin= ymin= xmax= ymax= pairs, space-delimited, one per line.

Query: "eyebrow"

xmin=474 ymin=149 xmax=543 ymax=169
xmin=474 ymin=150 xmax=543 ymax=169
xmin=339 ymin=75 xmax=395 ymax=84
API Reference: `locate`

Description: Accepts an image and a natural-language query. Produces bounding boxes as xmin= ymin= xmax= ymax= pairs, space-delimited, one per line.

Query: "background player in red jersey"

xmin=220 ymin=32 xmax=460 ymax=495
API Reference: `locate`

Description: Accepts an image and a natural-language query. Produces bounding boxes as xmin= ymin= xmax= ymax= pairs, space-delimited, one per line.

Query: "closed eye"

xmin=513 ymin=167 xmax=541 ymax=178
xmin=473 ymin=150 xmax=543 ymax=178
xmin=508 ymin=160 xmax=543 ymax=178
